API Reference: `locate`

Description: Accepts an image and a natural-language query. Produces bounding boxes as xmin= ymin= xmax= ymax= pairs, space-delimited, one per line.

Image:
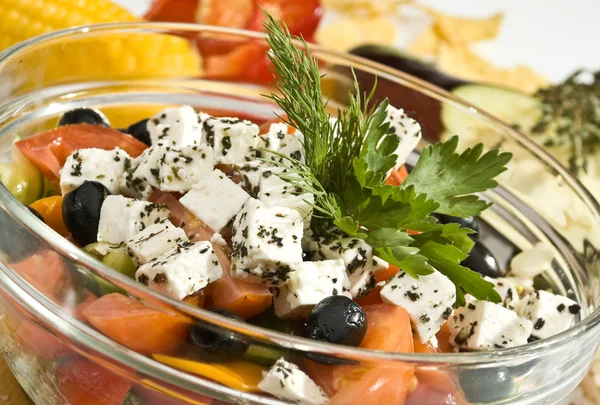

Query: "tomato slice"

xmin=204 ymin=42 xmax=273 ymax=84
xmin=83 ymin=293 xmax=191 ymax=355
xmin=248 ymin=0 xmax=323 ymax=42
xmin=306 ymin=304 xmax=415 ymax=404
xmin=144 ymin=0 xmax=198 ymax=23
xmin=16 ymin=320 xmax=73 ymax=361
xmin=57 ymin=357 xmax=131 ymax=405
xmin=15 ymin=124 xmax=147 ymax=182
xmin=12 ymin=250 xmax=71 ymax=300
xmin=386 ymin=165 xmax=409 ymax=186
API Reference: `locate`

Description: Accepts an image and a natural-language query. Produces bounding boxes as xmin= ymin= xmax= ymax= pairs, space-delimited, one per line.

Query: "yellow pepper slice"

xmin=30 ymin=196 xmax=69 ymax=236
xmin=152 ymin=354 xmax=264 ymax=393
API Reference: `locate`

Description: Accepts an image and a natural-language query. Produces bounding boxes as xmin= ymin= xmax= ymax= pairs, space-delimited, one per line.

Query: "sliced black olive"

xmin=190 ymin=307 xmax=249 ymax=362
xmin=27 ymin=206 xmax=44 ymax=222
xmin=461 ymin=241 xmax=504 ymax=278
xmin=435 ymin=213 xmax=479 ymax=238
xmin=460 ymin=368 xmax=515 ymax=402
xmin=122 ymin=118 xmax=151 ymax=146
xmin=58 ymin=108 xmax=110 ymax=127
xmin=305 ymin=296 xmax=367 ymax=347
xmin=62 ymin=181 xmax=109 ymax=246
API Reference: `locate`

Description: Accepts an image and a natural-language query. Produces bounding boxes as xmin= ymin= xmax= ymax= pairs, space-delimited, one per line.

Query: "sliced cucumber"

xmin=248 ymin=308 xmax=303 ymax=336
xmin=82 ymin=242 xmax=136 ymax=296
xmin=0 ymin=145 xmax=43 ymax=205
xmin=242 ymin=344 xmax=287 ymax=367
xmin=441 ymin=84 xmax=543 ymax=148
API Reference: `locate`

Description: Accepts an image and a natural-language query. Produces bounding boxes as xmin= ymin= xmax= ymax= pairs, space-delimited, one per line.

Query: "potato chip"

xmin=407 ymin=26 xmax=440 ymax=58
xmin=322 ymin=0 xmax=409 ymax=17
xmin=427 ymin=8 xmax=504 ymax=45
xmin=315 ymin=16 xmax=397 ymax=52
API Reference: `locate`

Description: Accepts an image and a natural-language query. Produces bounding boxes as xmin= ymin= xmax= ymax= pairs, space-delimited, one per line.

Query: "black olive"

xmin=190 ymin=307 xmax=249 ymax=362
xmin=122 ymin=118 xmax=151 ymax=146
xmin=27 ymin=206 xmax=44 ymax=223
xmin=461 ymin=241 xmax=504 ymax=278
xmin=460 ymin=368 xmax=515 ymax=403
xmin=58 ymin=108 xmax=110 ymax=127
xmin=305 ymin=296 xmax=367 ymax=347
xmin=435 ymin=213 xmax=479 ymax=239
xmin=62 ymin=181 xmax=109 ymax=246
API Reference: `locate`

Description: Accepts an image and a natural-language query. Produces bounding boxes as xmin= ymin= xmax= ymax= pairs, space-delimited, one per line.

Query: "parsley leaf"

xmin=402 ymin=136 xmax=512 ymax=217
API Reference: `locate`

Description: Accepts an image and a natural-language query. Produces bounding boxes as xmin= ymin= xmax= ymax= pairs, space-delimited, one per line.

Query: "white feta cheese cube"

xmin=135 ymin=240 xmax=222 ymax=300
xmin=158 ymin=144 xmax=215 ymax=193
xmin=257 ymin=123 xmax=305 ymax=163
xmin=126 ymin=220 xmax=188 ymax=265
xmin=509 ymin=242 xmax=555 ymax=279
xmin=231 ymin=198 xmax=303 ymax=283
xmin=515 ymin=290 xmax=581 ymax=340
xmin=382 ymin=105 xmax=422 ymax=169
xmin=484 ymin=276 xmax=521 ymax=310
xmin=60 ymin=148 xmax=130 ymax=195
xmin=180 ymin=169 xmax=251 ymax=231
xmin=274 ymin=259 xmax=351 ymax=319
xmin=233 ymin=160 xmax=271 ymax=197
xmin=257 ymin=167 xmax=314 ymax=230
xmin=202 ymin=116 xmax=258 ymax=164
xmin=349 ymin=256 xmax=389 ymax=298
xmin=97 ymin=196 xmax=170 ymax=244
xmin=307 ymin=229 xmax=387 ymax=297
xmin=147 ymin=105 xmax=203 ymax=146
xmin=448 ymin=300 xmax=533 ymax=350
xmin=258 ymin=358 xmax=328 ymax=405
xmin=381 ymin=270 xmax=456 ymax=343
xmin=120 ymin=145 xmax=163 ymax=198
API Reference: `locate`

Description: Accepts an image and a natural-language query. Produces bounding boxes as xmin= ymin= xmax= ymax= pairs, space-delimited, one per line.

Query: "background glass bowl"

xmin=1 ymin=23 xmax=600 ymax=405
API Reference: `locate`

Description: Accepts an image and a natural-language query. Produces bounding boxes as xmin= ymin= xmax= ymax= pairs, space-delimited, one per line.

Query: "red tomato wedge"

xmin=12 ymin=250 xmax=71 ymax=300
xmin=16 ymin=320 xmax=73 ymax=361
xmin=57 ymin=357 xmax=131 ymax=405
xmin=15 ymin=124 xmax=147 ymax=182
xmin=144 ymin=0 xmax=198 ymax=22
xmin=83 ymin=293 xmax=190 ymax=355
xmin=306 ymin=304 xmax=415 ymax=404
xmin=386 ymin=165 xmax=409 ymax=186
xmin=248 ymin=0 xmax=323 ymax=42
xmin=204 ymin=42 xmax=273 ymax=84
xmin=73 ymin=292 xmax=99 ymax=321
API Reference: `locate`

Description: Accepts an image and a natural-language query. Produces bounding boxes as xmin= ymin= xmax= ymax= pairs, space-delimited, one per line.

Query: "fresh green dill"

xmin=532 ymin=69 xmax=600 ymax=175
xmin=261 ymin=11 xmax=511 ymax=304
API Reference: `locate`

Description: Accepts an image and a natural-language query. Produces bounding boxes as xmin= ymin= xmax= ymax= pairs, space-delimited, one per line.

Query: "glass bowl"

xmin=1 ymin=23 xmax=600 ymax=405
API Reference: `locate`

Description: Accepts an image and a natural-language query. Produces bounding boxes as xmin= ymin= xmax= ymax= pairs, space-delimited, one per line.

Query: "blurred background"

xmin=1 ymin=0 xmax=599 ymax=404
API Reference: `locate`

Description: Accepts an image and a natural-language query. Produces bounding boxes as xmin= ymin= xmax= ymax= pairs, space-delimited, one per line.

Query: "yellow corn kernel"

xmin=0 ymin=0 xmax=202 ymax=88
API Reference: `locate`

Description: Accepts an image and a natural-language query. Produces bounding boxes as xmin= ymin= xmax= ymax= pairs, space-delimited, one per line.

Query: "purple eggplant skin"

xmin=350 ymin=44 xmax=468 ymax=91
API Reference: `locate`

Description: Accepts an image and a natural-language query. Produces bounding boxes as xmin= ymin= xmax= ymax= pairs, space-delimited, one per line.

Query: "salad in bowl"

xmin=0 ymin=14 xmax=599 ymax=405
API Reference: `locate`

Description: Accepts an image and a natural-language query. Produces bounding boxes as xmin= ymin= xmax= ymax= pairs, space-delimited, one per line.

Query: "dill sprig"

xmin=533 ymin=70 xmax=600 ymax=175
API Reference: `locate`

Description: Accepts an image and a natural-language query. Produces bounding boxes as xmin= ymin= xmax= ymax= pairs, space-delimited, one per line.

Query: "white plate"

xmin=115 ymin=0 xmax=599 ymax=83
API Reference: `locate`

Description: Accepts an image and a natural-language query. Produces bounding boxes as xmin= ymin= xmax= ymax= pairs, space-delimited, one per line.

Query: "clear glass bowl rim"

xmin=1 ymin=21 xmax=600 ymax=367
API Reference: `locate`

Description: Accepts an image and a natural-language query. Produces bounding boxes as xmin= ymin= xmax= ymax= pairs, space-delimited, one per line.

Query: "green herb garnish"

xmin=261 ymin=12 xmax=511 ymax=305
xmin=533 ymin=70 xmax=600 ymax=175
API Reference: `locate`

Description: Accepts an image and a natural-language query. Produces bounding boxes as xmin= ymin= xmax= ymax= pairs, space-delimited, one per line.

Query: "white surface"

xmin=115 ymin=0 xmax=600 ymax=83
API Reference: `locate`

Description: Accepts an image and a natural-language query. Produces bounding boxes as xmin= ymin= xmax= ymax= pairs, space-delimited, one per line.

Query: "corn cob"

xmin=0 ymin=0 xmax=202 ymax=85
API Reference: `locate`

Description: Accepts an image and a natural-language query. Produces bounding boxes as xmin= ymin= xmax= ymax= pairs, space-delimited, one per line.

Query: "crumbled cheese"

xmin=209 ymin=232 xmax=227 ymax=246
xmin=180 ymin=169 xmax=251 ymax=231
xmin=380 ymin=269 xmax=456 ymax=343
xmin=257 ymin=167 xmax=314 ymax=230
xmin=231 ymin=198 xmax=304 ymax=284
xmin=201 ymin=116 xmax=258 ymax=164
xmin=509 ymin=242 xmax=555 ymax=279
xmin=448 ymin=300 xmax=533 ymax=350
xmin=515 ymin=290 xmax=581 ymax=340
xmin=258 ymin=358 xmax=328 ymax=405
xmin=382 ymin=104 xmax=422 ymax=170
xmin=126 ymin=220 xmax=188 ymax=265
xmin=97 ymin=196 xmax=170 ymax=244
xmin=147 ymin=105 xmax=203 ymax=146
xmin=257 ymin=123 xmax=305 ymax=163
xmin=135 ymin=240 xmax=222 ymax=300
xmin=60 ymin=148 xmax=130 ymax=195
xmin=484 ymin=276 xmax=522 ymax=310
xmin=120 ymin=145 xmax=163 ymax=198
xmin=274 ymin=259 xmax=352 ymax=319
